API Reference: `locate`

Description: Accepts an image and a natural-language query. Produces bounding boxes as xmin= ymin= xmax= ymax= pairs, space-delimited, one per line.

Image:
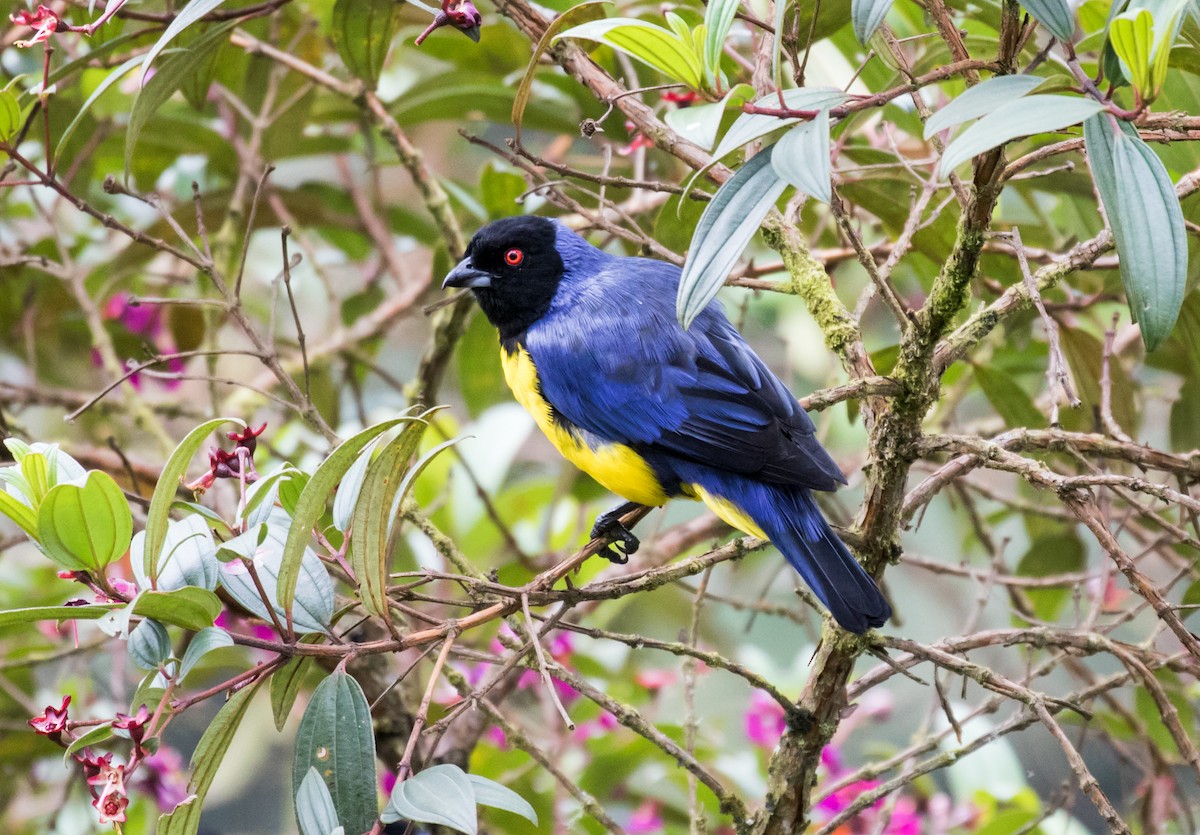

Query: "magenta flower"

xmin=29 ymin=695 xmax=71 ymax=742
xmin=113 ymin=704 xmax=151 ymax=747
xmin=627 ymin=799 xmax=663 ymax=833
xmin=137 ymin=748 xmax=189 ymax=811
xmin=744 ymin=690 xmax=787 ymax=748
xmin=9 ymin=5 xmax=65 ymax=47
xmin=100 ymin=294 xmax=186 ymax=390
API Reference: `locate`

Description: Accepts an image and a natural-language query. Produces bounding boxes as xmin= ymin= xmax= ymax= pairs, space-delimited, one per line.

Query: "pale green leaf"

xmin=555 ymin=18 xmax=703 ymax=89
xmin=924 ymin=74 xmax=1047 ymax=139
xmin=770 ymin=108 xmax=831 ymax=202
xmin=140 ymin=0 xmax=232 ymax=82
xmin=1021 ymin=0 xmax=1075 ymax=42
xmin=383 ymin=764 xmax=477 ymax=833
xmin=851 ymin=0 xmax=893 ymax=42
xmin=37 ymin=471 xmax=132 ymax=573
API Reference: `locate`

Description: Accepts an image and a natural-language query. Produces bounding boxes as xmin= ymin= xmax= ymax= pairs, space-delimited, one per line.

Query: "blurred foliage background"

xmin=1 ymin=0 xmax=1200 ymax=832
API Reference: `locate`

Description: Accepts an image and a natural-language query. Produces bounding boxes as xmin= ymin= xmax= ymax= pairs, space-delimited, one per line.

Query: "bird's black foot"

xmin=591 ymin=501 xmax=644 ymax=564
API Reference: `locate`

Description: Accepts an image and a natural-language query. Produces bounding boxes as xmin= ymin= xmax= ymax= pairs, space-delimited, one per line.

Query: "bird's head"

xmin=443 ymin=216 xmax=565 ymax=341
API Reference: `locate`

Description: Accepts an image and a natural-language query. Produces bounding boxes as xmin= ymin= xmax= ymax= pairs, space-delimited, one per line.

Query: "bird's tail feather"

xmin=697 ymin=477 xmax=890 ymax=633
xmin=759 ymin=488 xmax=891 ymax=634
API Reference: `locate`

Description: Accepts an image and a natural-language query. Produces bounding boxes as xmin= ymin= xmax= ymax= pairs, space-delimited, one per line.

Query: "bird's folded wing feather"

xmin=527 ymin=263 xmax=846 ymax=492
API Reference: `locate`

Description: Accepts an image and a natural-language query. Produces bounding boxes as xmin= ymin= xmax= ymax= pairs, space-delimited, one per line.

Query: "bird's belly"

xmin=501 ymin=346 xmax=670 ymax=507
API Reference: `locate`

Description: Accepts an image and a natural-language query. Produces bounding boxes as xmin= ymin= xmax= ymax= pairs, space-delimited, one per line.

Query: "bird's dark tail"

xmin=691 ymin=475 xmax=890 ymax=633
xmin=756 ymin=487 xmax=891 ymax=634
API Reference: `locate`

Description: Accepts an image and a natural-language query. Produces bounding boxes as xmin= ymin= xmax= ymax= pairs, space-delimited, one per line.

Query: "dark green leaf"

xmin=271 ymin=654 xmax=316 ymax=731
xmin=1083 ymin=113 xmax=1187 ymax=351
xmin=1016 ymin=534 xmax=1084 ymax=621
xmin=293 ymin=671 xmax=378 ymax=835
xmin=0 ymin=604 xmax=120 ymax=628
xmin=677 ymin=144 xmax=786 ymax=329
xmin=330 ymin=0 xmax=397 ymax=89
xmin=974 ymin=365 xmax=1046 ymax=429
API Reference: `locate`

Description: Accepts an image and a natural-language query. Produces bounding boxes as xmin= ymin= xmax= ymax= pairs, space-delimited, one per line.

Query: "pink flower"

xmin=486 ymin=725 xmax=508 ymax=748
xmin=29 ymin=695 xmax=71 ymax=742
xmin=634 ymin=668 xmax=674 ymax=691
xmin=618 ymin=122 xmax=654 ymax=156
xmin=113 ymin=704 xmax=151 ymax=746
xmin=628 ymin=799 xmax=663 ymax=833
xmin=9 ymin=5 xmax=64 ymax=47
xmin=137 ymin=748 xmax=188 ymax=811
xmin=744 ymin=690 xmax=786 ymax=748
xmin=93 ymin=788 xmax=129 ymax=825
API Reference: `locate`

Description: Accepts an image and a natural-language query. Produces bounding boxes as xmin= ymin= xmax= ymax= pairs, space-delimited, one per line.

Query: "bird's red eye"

xmin=504 ymin=248 xmax=524 ymax=266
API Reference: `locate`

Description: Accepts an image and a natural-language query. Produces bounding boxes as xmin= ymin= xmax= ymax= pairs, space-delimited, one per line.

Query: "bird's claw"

xmin=591 ymin=503 xmax=642 ymax=564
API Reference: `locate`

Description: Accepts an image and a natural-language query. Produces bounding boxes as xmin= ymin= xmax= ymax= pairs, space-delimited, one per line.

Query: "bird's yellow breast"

xmin=500 ymin=345 xmax=670 ymax=507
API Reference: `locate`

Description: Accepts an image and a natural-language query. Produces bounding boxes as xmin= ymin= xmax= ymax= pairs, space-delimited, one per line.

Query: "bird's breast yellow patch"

xmin=500 ymin=345 xmax=670 ymax=507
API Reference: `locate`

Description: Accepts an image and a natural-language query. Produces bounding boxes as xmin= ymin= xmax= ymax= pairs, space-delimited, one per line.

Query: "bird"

xmin=443 ymin=215 xmax=891 ymax=634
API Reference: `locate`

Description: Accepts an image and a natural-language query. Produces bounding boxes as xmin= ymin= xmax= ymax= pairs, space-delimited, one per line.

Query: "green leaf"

xmin=512 ymin=0 xmax=609 ymax=138
xmin=131 ymin=514 xmax=219 ymax=593
xmin=129 ymin=618 xmax=172 ymax=671
xmin=133 ymin=587 xmax=222 ymax=631
xmin=271 ymin=654 xmax=316 ymax=731
xmin=1181 ymin=580 xmax=1200 ymax=622
xmin=20 ymin=452 xmax=49 ymax=506
xmin=125 ymin=21 xmax=238 ymax=177
xmin=1059 ymin=327 xmax=1137 ymax=433
xmin=158 ymin=680 xmax=264 ymax=835
xmin=348 ymin=420 xmax=432 ymax=617
xmin=0 ymin=89 xmax=21 ymax=143
xmin=178 ymin=626 xmax=234 ymax=682
xmin=64 ymin=723 xmax=114 ymax=763
xmin=0 ymin=488 xmax=38 ymax=539
xmin=467 ymin=774 xmax=539 ymax=827
xmin=770 ymin=108 xmax=831 ymax=202
xmin=1083 ymin=114 xmax=1187 ymax=351
xmin=330 ymin=0 xmax=397 ymax=89
xmin=1110 ymin=9 xmax=1154 ymax=96
xmin=1021 ymin=0 xmax=1075 ymax=42
xmin=0 ymin=604 xmax=120 ymax=628
xmin=293 ymin=671 xmax=378 ymax=835
xmin=279 ymin=415 xmax=419 ymax=618
xmin=851 ymin=0 xmax=893 ymax=43
xmin=677 ymin=144 xmax=787 ymax=329
xmin=143 ymin=418 xmax=244 ymax=588
xmin=555 ymin=18 xmax=704 ymax=90
xmin=37 ymin=471 xmax=132 ymax=573
xmin=663 ymin=84 xmax=754 ymax=152
xmin=974 ymin=365 xmax=1046 ymax=429
xmin=703 ymin=0 xmax=740 ymax=81
xmin=297 ymin=767 xmax=342 ymax=835
xmin=383 ymin=764 xmax=477 ymax=833
xmin=140 ymin=0 xmax=233 ymax=83
xmin=221 ymin=508 xmax=333 ymax=633
xmin=939 ymin=94 xmax=1104 ymax=175
xmin=924 ymin=75 xmax=1047 ymax=139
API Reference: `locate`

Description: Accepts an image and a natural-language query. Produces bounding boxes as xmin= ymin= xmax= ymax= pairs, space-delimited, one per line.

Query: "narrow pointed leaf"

xmin=677 ymin=144 xmax=787 ymax=329
xmin=703 ymin=0 xmax=741 ymax=79
xmin=144 ymin=418 xmax=244 ymax=588
xmin=0 ymin=489 xmax=38 ymax=539
xmin=924 ymin=74 xmax=1047 ymax=139
xmin=1021 ymin=0 xmax=1075 ymax=42
xmin=0 ymin=604 xmax=120 ymax=627
xmin=293 ymin=671 xmax=378 ymax=835
xmin=939 ymin=94 xmax=1104 ymax=175
xmin=513 ymin=0 xmax=610 ymax=137
xmin=271 ymin=654 xmax=316 ymax=731
xmin=37 ymin=471 xmax=132 ymax=573
xmin=348 ymin=421 xmax=432 ymax=617
xmin=555 ymin=18 xmax=703 ymax=89
xmin=468 ymin=774 xmax=539 ymax=826
xmin=126 ymin=22 xmax=238 ymax=176
xmin=1083 ymin=114 xmax=1187 ymax=351
xmin=279 ymin=415 xmax=419 ymax=617
xmin=851 ymin=0 xmax=893 ymax=42
xmin=140 ymin=0 xmax=231 ymax=82
xmin=1109 ymin=9 xmax=1154 ymax=95
xmin=157 ymin=680 xmax=264 ymax=835
xmin=770 ymin=108 xmax=831 ymax=202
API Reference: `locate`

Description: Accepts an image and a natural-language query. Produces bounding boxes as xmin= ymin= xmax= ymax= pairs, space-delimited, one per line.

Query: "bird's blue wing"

xmin=525 ymin=257 xmax=846 ymax=492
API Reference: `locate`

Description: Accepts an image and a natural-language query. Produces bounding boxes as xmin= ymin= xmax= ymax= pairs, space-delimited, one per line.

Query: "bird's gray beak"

xmin=443 ymin=257 xmax=493 ymax=289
